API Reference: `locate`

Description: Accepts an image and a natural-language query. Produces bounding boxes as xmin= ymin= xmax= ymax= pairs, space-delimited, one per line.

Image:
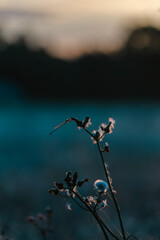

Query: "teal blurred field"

xmin=0 ymin=101 xmax=159 ymax=239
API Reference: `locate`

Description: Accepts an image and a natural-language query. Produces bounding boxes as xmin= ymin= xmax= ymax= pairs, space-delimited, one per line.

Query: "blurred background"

xmin=0 ymin=1 xmax=160 ymax=239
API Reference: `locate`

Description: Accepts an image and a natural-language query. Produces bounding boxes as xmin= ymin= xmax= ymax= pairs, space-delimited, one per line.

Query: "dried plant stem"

xmin=83 ymin=127 xmax=126 ymax=239
xmin=70 ymin=194 xmax=90 ymax=212
xmin=49 ymin=119 xmax=129 ymax=239
xmin=71 ymin=189 xmax=109 ymax=240
xmin=83 ymin=126 xmax=126 ymax=239
xmin=95 ymin=213 xmax=121 ymax=240
xmin=96 ymin=140 xmax=126 ymax=240
xmin=71 ymin=189 xmax=122 ymax=240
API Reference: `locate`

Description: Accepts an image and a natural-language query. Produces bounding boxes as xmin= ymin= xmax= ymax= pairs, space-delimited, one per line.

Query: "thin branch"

xmin=95 ymin=212 xmax=120 ymax=240
xmin=82 ymin=125 xmax=126 ymax=239
xmin=96 ymin=141 xmax=126 ymax=240
xmin=70 ymin=194 xmax=90 ymax=212
xmin=71 ymin=189 xmax=109 ymax=240
xmin=126 ymin=235 xmax=138 ymax=240
xmin=49 ymin=119 xmax=71 ymax=135
xmin=58 ymin=192 xmax=71 ymax=198
xmin=83 ymin=127 xmax=95 ymax=139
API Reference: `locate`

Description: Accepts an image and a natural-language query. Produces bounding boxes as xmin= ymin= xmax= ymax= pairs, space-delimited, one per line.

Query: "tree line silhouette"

xmin=0 ymin=26 xmax=159 ymax=100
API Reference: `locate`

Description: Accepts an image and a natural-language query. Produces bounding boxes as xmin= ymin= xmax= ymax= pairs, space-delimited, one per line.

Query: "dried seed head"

xmin=72 ymin=171 xmax=78 ymax=186
xmin=64 ymin=171 xmax=72 ymax=186
xmin=27 ymin=216 xmax=35 ymax=223
xmin=54 ymin=182 xmax=64 ymax=190
xmin=37 ymin=213 xmax=47 ymax=221
xmin=82 ymin=116 xmax=92 ymax=128
xmin=108 ymin=118 xmax=115 ymax=133
xmin=98 ymin=199 xmax=108 ymax=210
xmin=100 ymin=118 xmax=115 ymax=135
xmin=102 ymin=142 xmax=110 ymax=153
xmin=71 ymin=118 xmax=83 ymax=128
xmin=86 ymin=195 xmax=97 ymax=205
xmin=91 ymin=130 xmax=100 ymax=143
xmin=46 ymin=206 xmax=52 ymax=214
xmin=91 ymin=128 xmax=104 ymax=143
xmin=77 ymin=178 xmax=89 ymax=187
xmin=94 ymin=180 xmax=108 ymax=194
xmin=48 ymin=189 xmax=59 ymax=195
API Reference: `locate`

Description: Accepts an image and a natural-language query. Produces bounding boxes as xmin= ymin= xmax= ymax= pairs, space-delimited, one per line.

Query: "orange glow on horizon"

xmin=1 ymin=0 xmax=160 ymax=58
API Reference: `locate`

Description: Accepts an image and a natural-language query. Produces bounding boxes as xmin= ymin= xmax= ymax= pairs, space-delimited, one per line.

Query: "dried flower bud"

xmin=48 ymin=189 xmax=59 ymax=195
xmin=86 ymin=195 xmax=97 ymax=205
xmin=91 ymin=130 xmax=100 ymax=143
xmin=92 ymin=130 xmax=100 ymax=139
xmin=46 ymin=206 xmax=52 ymax=214
xmin=98 ymin=199 xmax=108 ymax=210
xmin=82 ymin=116 xmax=92 ymax=128
xmin=64 ymin=171 xmax=72 ymax=186
xmin=91 ymin=128 xmax=104 ymax=143
xmin=54 ymin=182 xmax=64 ymax=190
xmin=27 ymin=216 xmax=35 ymax=223
xmin=77 ymin=178 xmax=89 ymax=187
xmin=102 ymin=142 xmax=110 ymax=153
xmin=37 ymin=213 xmax=47 ymax=221
xmin=71 ymin=118 xmax=83 ymax=127
xmin=101 ymin=118 xmax=115 ymax=134
xmin=72 ymin=171 xmax=78 ymax=186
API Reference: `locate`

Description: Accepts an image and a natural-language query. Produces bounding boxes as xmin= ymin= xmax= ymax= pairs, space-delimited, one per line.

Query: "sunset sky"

xmin=0 ymin=0 xmax=160 ymax=58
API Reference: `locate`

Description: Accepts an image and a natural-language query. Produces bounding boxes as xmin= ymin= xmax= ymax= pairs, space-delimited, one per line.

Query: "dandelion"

xmin=94 ymin=180 xmax=108 ymax=194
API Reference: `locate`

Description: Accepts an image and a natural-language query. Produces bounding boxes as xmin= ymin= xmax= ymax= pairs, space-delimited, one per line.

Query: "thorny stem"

xmin=96 ymin=140 xmax=126 ymax=240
